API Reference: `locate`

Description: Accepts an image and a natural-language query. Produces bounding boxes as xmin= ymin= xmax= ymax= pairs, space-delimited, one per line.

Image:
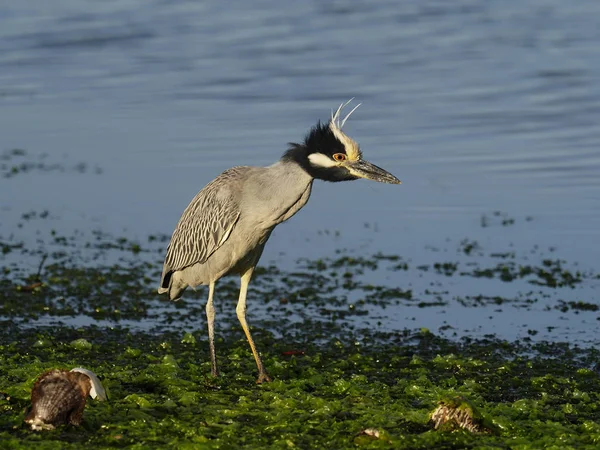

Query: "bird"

xmin=25 ymin=367 xmax=107 ymax=430
xmin=158 ymin=100 xmax=401 ymax=383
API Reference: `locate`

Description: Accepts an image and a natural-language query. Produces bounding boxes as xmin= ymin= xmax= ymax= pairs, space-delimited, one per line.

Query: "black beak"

xmin=346 ymin=159 xmax=401 ymax=184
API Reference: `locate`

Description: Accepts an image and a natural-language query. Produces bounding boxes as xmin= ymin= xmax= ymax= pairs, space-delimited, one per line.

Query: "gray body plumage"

xmin=158 ymin=100 xmax=400 ymax=383
xmin=159 ymin=161 xmax=313 ymax=299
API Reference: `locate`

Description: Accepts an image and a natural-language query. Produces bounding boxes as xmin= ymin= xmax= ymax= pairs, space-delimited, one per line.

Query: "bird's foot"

xmin=256 ymin=372 xmax=272 ymax=384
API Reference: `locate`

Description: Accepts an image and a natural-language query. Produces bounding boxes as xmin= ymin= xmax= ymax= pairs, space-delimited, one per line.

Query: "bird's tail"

xmin=157 ymin=286 xmax=169 ymax=295
xmin=158 ymin=269 xmax=187 ymax=301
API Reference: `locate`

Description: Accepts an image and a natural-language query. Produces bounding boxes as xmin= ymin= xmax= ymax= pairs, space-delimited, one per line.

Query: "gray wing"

xmin=160 ymin=167 xmax=249 ymax=288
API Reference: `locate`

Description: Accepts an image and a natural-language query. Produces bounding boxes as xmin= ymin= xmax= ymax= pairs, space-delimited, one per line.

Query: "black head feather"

xmin=303 ymin=121 xmax=347 ymax=157
xmin=282 ymin=121 xmax=358 ymax=182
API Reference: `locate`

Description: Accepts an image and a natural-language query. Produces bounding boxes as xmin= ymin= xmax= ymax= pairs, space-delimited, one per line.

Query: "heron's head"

xmin=284 ymin=100 xmax=401 ymax=184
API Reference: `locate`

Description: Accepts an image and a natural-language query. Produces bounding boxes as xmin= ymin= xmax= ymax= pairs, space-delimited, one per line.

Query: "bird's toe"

xmin=256 ymin=373 xmax=273 ymax=384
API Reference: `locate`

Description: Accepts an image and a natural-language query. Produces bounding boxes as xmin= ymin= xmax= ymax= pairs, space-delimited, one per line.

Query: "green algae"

xmin=1 ymin=226 xmax=597 ymax=325
xmin=1 ymin=326 xmax=600 ymax=448
xmin=0 ymin=148 xmax=103 ymax=179
xmin=1 ymin=223 xmax=600 ymax=448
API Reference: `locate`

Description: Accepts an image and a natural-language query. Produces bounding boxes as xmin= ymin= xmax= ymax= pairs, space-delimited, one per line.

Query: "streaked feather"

xmin=160 ymin=166 xmax=249 ymax=287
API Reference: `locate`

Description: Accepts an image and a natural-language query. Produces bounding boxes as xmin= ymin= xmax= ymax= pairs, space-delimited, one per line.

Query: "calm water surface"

xmin=1 ymin=0 xmax=599 ymax=343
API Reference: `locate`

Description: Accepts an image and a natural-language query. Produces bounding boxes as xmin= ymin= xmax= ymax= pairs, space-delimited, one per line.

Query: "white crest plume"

xmin=329 ymin=99 xmax=362 ymax=160
xmin=330 ymin=98 xmax=362 ymax=130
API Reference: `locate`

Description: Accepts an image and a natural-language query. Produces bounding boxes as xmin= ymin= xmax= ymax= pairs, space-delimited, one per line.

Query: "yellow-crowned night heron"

xmin=158 ymin=100 xmax=401 ymax=383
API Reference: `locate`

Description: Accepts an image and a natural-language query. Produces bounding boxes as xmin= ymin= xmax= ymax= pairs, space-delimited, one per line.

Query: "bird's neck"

xmin=281 ymin=144 xmax=322 ymax=180
xmin=253 ymin=156 xmax=313 ymax=226
xmin=270 ymin=149 xmax=314 ymax=188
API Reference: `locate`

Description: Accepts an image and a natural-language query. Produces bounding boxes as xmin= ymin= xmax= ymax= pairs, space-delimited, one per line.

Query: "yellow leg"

xmin=206 ymin=281 xmax=219 ymax=377
xmin=237 ymin=267 xmax=272 ymax=383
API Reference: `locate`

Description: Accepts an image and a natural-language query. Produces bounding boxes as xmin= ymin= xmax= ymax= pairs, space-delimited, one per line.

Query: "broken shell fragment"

xmin=70 ymin=367 xmax=108 ymax=401
xmin=429 ymin=396 xmax=494 ymax=434
xmin=25 ymin=368 xmax=107 ymax=431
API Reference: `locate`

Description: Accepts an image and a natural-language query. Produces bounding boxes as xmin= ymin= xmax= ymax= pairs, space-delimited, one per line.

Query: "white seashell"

xmin=70 ymin=368 xmax=108 ymax=401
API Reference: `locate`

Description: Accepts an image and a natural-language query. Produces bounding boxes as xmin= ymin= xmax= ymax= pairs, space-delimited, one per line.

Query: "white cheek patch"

xmin=308 ymin=153 xmax=337 ymax=168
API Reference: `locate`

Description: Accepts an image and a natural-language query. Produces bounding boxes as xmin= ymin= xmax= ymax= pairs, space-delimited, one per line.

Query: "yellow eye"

xmin=332 ymin=153 xmax=347 ymax=162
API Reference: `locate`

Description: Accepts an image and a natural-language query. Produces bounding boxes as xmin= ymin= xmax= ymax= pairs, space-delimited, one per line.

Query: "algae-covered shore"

xmin=3 ymin=0 xmax=600 ymax=446
xmin=1 ymin=226 xmax=599 ymax=449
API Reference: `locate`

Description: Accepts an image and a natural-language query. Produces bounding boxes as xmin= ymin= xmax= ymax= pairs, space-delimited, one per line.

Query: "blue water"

xmin=1 ymin=0 xmax=599 ymax=344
